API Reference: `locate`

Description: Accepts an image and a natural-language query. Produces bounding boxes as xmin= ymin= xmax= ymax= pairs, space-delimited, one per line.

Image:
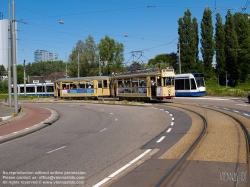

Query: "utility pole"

xmin=12 ymin=0 xmax=18 ymax=114
xmin=78 ymin=51 xmax=79 ymax=78
xmin=65 ymin=52 xmax=67 ymax=78
xmin=99 ymin=55 xmax=101 ymax=76
xmin=8 ymin=2 xmax=12 ymax=108
xmin=23 ymin=59 xmax=26 ymax=96
xmin=178 ymin=37 xmax=181 ymax=74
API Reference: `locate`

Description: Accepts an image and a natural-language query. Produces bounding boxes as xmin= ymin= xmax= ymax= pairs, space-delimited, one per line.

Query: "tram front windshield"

xmin=195 ymin=77 xmax=205 ymax=87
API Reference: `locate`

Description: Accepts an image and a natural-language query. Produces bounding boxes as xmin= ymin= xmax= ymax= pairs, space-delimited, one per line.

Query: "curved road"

xmin=0 ymin=103 xmax=185 ymax=187
xmin=0 ymin=96 xmax=249 ymax=187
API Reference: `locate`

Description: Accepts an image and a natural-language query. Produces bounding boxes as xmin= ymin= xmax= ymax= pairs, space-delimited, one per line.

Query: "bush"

xmin=0 ymin=80 xmax=8 ymax=93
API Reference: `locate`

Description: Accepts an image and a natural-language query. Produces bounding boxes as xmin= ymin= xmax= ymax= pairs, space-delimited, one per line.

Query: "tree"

xmin=148 ymin=53 xmax=177 ymax=70
xmin=200 ymin=7 xmax=214 ymax=78
xmin=25 ymin=61 xmax=66 ymax=76
xmin=224 ymin=10 xmax=239 ymax=86
xmin=234 ymin=13 xmax=250 ymax=82
xmin=0 ymin=65 xmax=7 ymax=76
xmin=215 ymin=13 xmax=226 ymax=84
xmin=98 ymin=35 xmax=124 ymax=75
xmin=178 ymin=9 xmax=200 ymax=73
xmin=68 ymin=40 xmax=85 ymax=77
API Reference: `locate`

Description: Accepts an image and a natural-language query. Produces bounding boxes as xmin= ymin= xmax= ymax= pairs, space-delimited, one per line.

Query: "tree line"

xmin=178 ymin=8 xmax=250 ymax=86
xmin=1 ymin=8 xmax=250 ymax=90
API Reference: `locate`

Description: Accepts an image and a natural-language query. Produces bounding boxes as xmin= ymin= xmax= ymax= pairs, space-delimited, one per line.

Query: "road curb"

xmin=0 ymin=109 xmax=60 ymax=144
xmin=0 ymin=108 xmax=28 ymax=127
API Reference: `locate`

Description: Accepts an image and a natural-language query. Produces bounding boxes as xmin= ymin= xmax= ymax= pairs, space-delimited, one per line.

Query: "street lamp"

xmin=23 ymin=59 xmax=26 ymax=96
xmin=178 ymin=37 xmax=181 ymax=73
xmin=12 ymin=0 xmax=18 ymax=114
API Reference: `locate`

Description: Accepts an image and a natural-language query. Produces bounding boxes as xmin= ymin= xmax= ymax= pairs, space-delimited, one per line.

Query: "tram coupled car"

xmin=109 ymin=68 xmax=175 ymax=101
xmin=174 ymin=73 xmax=206 ymax=97
xmin=53 ymin=76 xmax=111 ymax=100
xmin=12 ymin=83 xmax=54 ymax=96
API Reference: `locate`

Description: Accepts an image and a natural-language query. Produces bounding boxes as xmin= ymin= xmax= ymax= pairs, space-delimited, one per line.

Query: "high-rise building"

xmin=0 ymin=19 xmax=9 ymax=69
xmin=0 ymin=18 xmax=18 ymax=70
xmin=34 ymin=50 xmax=58 ymax=62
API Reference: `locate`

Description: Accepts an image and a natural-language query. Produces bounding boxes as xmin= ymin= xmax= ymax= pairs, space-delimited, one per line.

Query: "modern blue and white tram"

xmin=12 ymin=83 xmax=54 ymax=96
xmin=174 ymin=73 xmax=206 ymax=97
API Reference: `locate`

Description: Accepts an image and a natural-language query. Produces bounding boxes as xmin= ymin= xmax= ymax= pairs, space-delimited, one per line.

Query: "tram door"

xmin=109 ymin=80 xmax=116 ymax=97
xmin=150 ymin=76 xmax=156 ymax=97
xmin=54 ymin=83 xmax=59 ymax=98
xmin=97 ymin=80 xmax=103 ymax=96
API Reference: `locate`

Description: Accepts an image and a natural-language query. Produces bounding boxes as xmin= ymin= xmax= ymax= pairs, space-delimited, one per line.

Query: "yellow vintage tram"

xmin=109 ymin=68 xmax=175 ymax=101
xmin=53 ymin=68 xmax=175 ymax=101
xmin=53 ymin=76 xmax=110 ymax=99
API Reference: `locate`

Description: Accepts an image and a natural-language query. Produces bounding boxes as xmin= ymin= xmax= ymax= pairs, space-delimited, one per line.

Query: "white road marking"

xmin=25 ymin=128 xmax=29 ymax=130
xmin=213 ymin=106 xmax=219 ymax=108
xmin=166 ymin=111 xmax=169 ymax=113
xmin=243 ymin=113 xmax=250 ymax=116
xmin=172 ymin=117 xmax=174 ymax=121
xmin=235 ymin=104 xmax=249 ymax=106
xmin=13 ymin=132 xmax=18 ymax=134
xmin=115 ymin=118 xmax=118 ymax=121
xmin=166 ymin=128 xmax=172 ymax=133
xmin=156 ymin=136 xmax=166 ymax=143
xmin=233 ymin=110 xmax=239 ymax=113
xmin=93 ymin=149 xmax=151 ymax=187
xmin=93 ymin=178 xmax=110 ymax=187
xmin=160 ymin=109 xmax=164 ymax=110
xmin=169 ymin=114 xmax=173 ymax=116
xmin=47 ymin=146 xmax=66 ymax=154
xmin=223 ymin=108 xmax=229 ymax=110
xmin=171 ymin=122 xmax=174 ymax=126
xmin=1 ymin=116 xmax=11 ymax=120
xmin=110 ymin=113 xmax=113 ymax=115
xmin=100 ymin=128 xmax=107 ymax=132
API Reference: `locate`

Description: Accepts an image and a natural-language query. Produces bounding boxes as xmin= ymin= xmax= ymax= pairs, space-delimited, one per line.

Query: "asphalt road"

xmin=0 ymin=97 xmax=249 ymax=187
xmin=0 ymin=103 xmax=177 ymax=187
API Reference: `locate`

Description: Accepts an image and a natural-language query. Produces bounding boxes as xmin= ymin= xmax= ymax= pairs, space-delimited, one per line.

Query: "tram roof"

xmin=54 ymin=76 xmax=110 ymax=82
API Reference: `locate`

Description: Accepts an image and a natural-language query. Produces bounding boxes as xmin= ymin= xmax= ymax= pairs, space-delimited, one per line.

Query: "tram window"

xmin=46 ymin=86 xmax=53 ymax=92
xmin=98 ymin=81 xmax=102 ymax=88
xmin=164 ymin=77 xmax=173 ymax=86
xmin=20 ymin=87 xmax=24 ymax=93
xmin=157 ymin=77 xmax=161 ymax=86
xmin=175 ymin=79 xmax=184 ymax=90
xmin=184 ymin=79 xmax=190 ymax=90
xmin=124 ymin=79 xmax=130 ymax=87
xmin=103 ymin=80 xmax=108 ymax=88
xmin=195 ymin=77 xmax=205 ymax=87
xmin=118 ymin=80 xmax=123 ymax=87
xmin=132 ymin=78 xmax=138 ymax=87
xmin=37 ymin=86 xmax=45 ymax=92
xmin=139 ymin=78 xmax=146 ymax=87
xmin=26 ymin=87 xmax=35 ymax=93
xmin=190 ymin=78 xmax=196 ymax=89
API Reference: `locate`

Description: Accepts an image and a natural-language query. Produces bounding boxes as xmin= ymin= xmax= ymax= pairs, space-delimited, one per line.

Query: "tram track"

xmin=155 ymin=102 xmax=250 ymax=187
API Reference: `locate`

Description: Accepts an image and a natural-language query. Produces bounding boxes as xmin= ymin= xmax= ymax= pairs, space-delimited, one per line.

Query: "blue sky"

xmin=0 ymin=0 xmax=249 ymax=66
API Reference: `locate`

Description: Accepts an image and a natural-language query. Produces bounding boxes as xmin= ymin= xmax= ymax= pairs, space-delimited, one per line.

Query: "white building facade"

xmin=0 ymin=19 xmax=9 ymax=69
xmin=0 ymin=19 xmax=18 ymax=70
xmin=34 ymin=50 xmax=58 ymax=62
